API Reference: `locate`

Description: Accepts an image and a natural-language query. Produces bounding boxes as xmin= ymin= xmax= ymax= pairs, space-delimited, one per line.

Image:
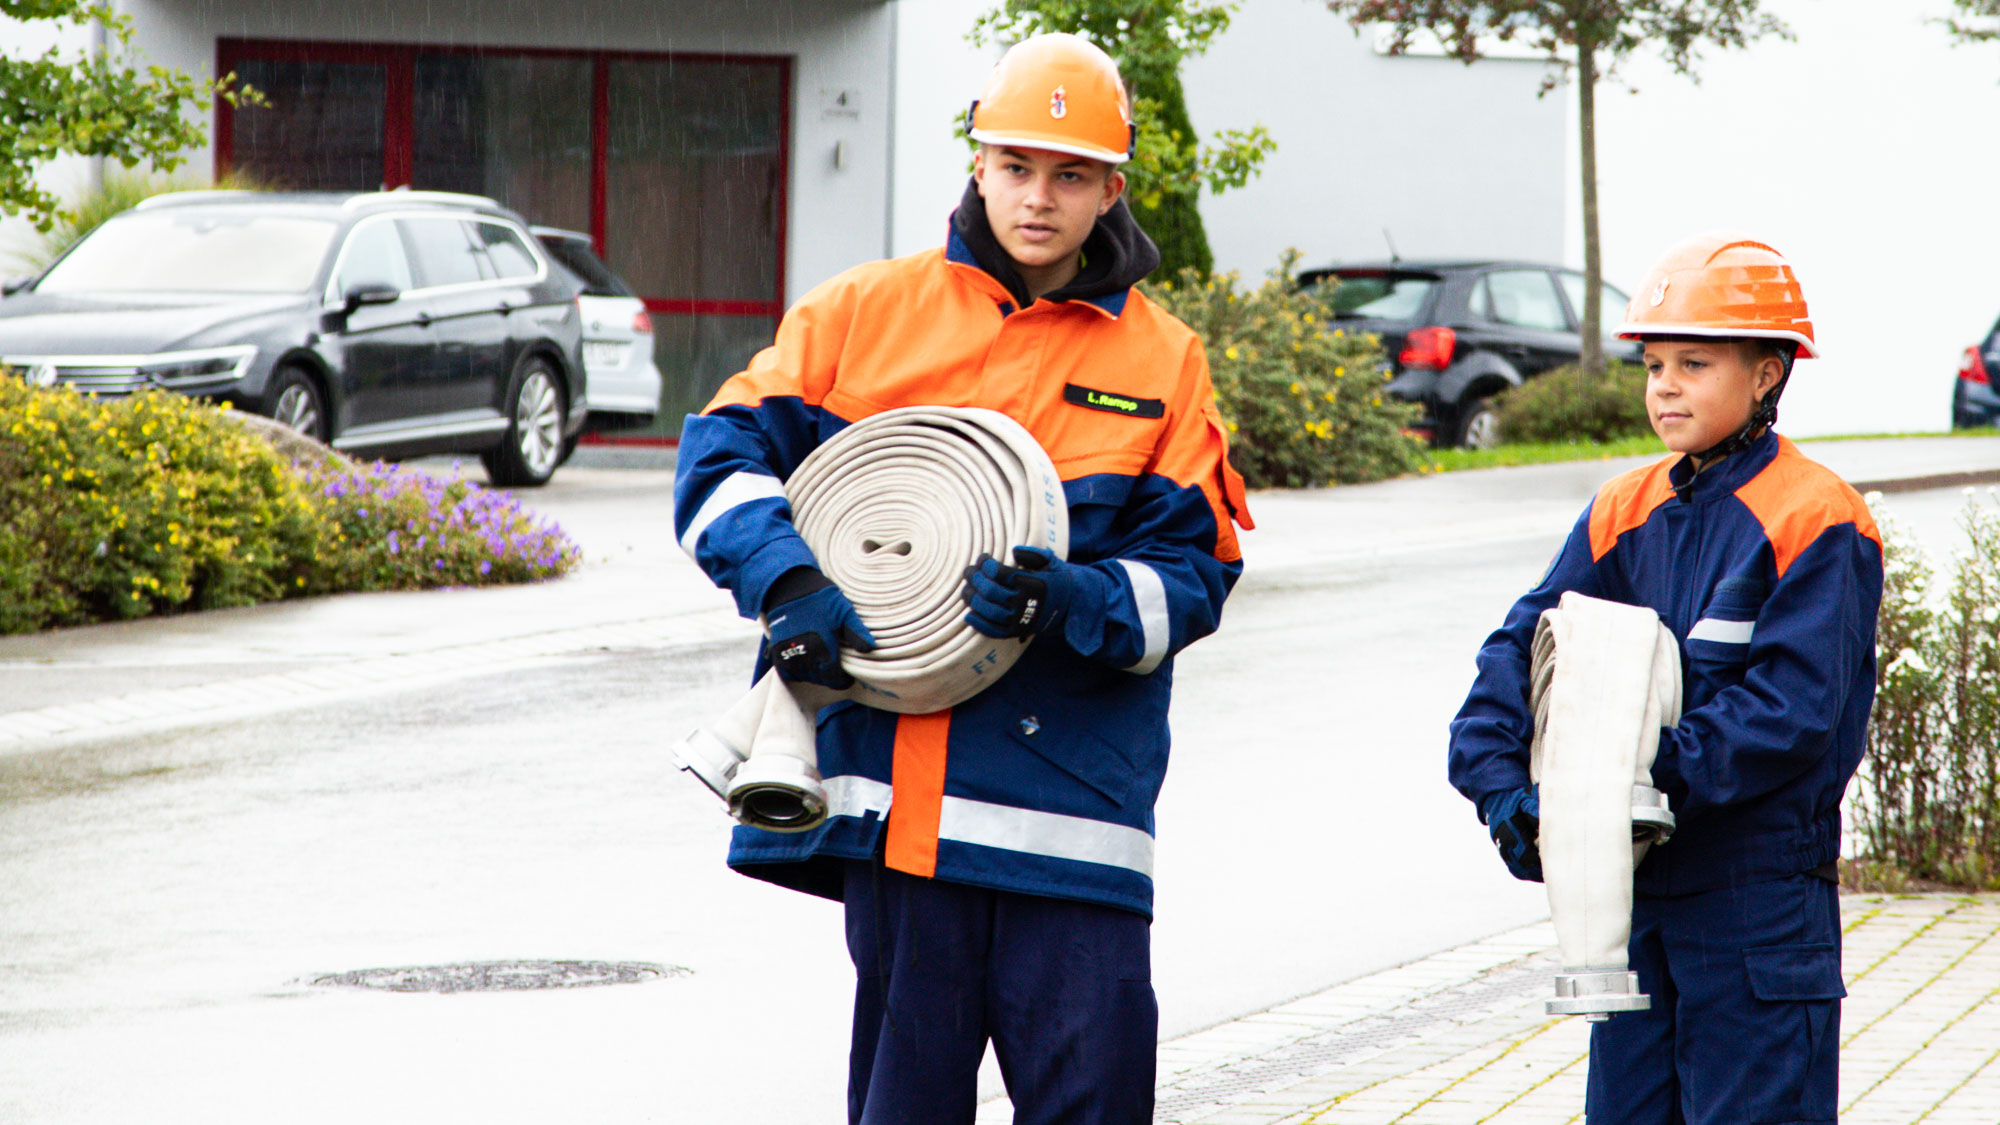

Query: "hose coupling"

xmin=725 ymin=754 xmax=829 ymax=833
xmin=1549 ymin=969 xmax=1652 ymax=1020
xmin=1631 ymin=784 xmax=1676 ymax=846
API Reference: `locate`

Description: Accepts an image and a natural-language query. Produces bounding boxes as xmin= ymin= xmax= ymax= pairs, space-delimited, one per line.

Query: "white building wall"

xmin=117 ymin=0 xmax=895 ymax=305
xmin=1569 ymin=0 xmax=2000 ymax=436
xmin=1186 ymin=6 xmax=1566 ymax=277
xmin=888 ymin=0 xmax=995 ymax=258
xmin=888 ymin=4 xmax=1566 ymax=277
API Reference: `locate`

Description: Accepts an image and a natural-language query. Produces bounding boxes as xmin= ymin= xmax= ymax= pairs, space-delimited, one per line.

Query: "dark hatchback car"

xmin=1300 ymin=260 xmax=1642 ymax=447
xmin=1952 ymin=317 xmax=2000 ymax=429
xmin=0 ymin=190 xmax=587 ymax=485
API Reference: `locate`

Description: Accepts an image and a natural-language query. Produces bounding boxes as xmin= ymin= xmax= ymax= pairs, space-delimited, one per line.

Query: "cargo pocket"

xmin=1744 ymin=943 xmax=1844 ymax=1123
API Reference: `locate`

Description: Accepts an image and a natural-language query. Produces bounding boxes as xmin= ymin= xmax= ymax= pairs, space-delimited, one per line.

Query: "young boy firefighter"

xmin=672 ymin=33 xmax=1251 ymax=1124
xmin=1447 ymin=233 xmax=1883 ymax=1123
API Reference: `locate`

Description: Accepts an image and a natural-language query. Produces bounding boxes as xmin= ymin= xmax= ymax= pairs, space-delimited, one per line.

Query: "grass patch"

xmin=1416 ymin=435 xmax=1668 ymax=474
xmin=1809 ymin=427 xmax=2000 ymax=441
xmin=1414 ymin=427 xmax=2000 ymax=476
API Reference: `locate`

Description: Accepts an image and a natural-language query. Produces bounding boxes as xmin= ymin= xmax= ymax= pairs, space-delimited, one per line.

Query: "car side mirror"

xmin=343 ymin=283 xmax=400 ymax=310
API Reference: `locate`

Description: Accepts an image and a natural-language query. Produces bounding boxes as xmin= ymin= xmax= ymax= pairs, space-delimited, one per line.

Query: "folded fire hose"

xmin=674 ymin=406 xmax=1069 ymax=832
xmin=1529 ymin=591 xmax=1682 ymax=1020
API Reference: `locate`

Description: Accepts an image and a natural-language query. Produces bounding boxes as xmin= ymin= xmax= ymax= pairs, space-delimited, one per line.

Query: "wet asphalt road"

xmin=0 ymin=457 xmax=1991 ymax=1123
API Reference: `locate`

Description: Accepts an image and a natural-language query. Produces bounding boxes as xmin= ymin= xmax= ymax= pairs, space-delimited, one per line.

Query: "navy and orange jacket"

xmin=673 ymin=193 xmax=1250 ymax=918
xmin=1448 ymin=431 xmax=1883 ymax=896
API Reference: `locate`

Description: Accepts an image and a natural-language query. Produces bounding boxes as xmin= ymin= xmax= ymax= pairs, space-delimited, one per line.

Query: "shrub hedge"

xmin=0 ymin=375 xmax=578 ymax=634
xmin=1851 ymin=492 xmax=2000 ymax=890
xmin=1145 ymin=255 xmax=1424 ymax=489
xmin=1494 ymin=361 xmax=1652 ymax=445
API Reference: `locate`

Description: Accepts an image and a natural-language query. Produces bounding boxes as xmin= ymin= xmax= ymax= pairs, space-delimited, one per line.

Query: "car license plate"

xmin=584 ymin=341 xmax=628 ymax=369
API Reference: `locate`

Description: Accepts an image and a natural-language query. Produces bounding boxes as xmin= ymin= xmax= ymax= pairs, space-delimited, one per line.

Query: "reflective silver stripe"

xmin=1688 ymin=618 xmax=1755 ymax=644
xmin=1116 ymin=559 xmax=1171 ymax=675
xmin=678 ymin=471 xmax=787 ymax=556
xmin=938 ymin=795 xmax=1155 ymax=877
xmin=823 ymin=774 xmax=894 ymax=819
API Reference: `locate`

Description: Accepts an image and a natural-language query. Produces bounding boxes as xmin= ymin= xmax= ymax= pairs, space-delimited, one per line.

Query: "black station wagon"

xmin=0 ymin=190 xmax=587 ymax=486
xmin=1300 ymin=260 xmax=1643 ymax=448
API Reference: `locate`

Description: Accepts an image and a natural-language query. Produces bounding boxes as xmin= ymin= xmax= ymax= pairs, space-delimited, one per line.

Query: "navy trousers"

xmin=841 ymin=860 xmax=1157 ymax=1125
xmin=1586 ymin=873 xmax=1845 ymax=1125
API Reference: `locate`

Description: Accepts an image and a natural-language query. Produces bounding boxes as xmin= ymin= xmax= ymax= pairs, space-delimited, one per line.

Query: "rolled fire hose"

xmin=674 ymin=406 xmax=1069 ymax=832
xmin=1528 ymin=591 xmax=1682 ymax=1020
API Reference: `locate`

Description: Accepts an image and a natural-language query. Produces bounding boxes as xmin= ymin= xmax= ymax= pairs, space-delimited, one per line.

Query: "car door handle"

xmin=414 ymin=312 xmax=433 ymax=327
xmin=496 ymin=302 xmax=514 ymax=316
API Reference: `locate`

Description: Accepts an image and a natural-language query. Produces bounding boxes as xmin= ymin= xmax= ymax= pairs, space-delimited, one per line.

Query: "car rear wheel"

xmin=483 ymin=355 xmax=565 ymax=487
xmin=1456 ymin=398 xmax=1502 ymax=450
xmin=267 ymin=366 xmax=327 ymax=442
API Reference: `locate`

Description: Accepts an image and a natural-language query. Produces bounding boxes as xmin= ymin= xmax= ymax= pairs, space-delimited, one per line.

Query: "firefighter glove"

xmin=1481 ymin=785 xmax=1543 ymax=883
xmin=765 ymin=578 xmax=877 ymax=689
xmin=962 ymin=546 xmax=1078 ymax=640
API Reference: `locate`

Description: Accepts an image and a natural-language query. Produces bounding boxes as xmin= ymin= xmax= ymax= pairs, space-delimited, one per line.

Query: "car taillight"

xmin=1960 ymin=345 xmax=1990 ymax=386
xmin=1399 ymin=326 xmax=1457 ymax=371
xmin=632 ymin=309 xmax=654 ymax=335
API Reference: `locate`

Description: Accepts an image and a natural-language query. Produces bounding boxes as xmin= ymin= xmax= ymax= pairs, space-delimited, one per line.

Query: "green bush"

xmin=0 ymin=375 xmax=578 ymax=634
xmin=1852 ymin=492 xmax=2000 ymax=890
xmin=1493 ymin=361 xmax=1652 ymax=445
xmin=1145 ymin=254 xmax=1424 ymax=488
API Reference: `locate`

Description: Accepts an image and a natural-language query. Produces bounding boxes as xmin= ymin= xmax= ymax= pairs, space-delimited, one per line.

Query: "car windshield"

xmin=37 ymin=212 xmax=339 ymax=295
xmin=1322 ymin=273 xmax=1436 ymax=320
xmin=537 ymin=235 xmax=632 ymax=298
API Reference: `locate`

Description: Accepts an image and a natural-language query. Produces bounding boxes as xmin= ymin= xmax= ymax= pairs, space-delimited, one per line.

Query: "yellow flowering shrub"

xmin=1145 ymin=252 xmax=1423 ymax=488
xmin=0 ymin=375 xmax=577 ymax=634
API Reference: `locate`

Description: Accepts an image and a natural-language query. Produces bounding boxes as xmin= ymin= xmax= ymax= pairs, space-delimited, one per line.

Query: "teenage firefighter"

xmin=1447 ymin=233 xmax=1882 ymax=1124
xmin=672 ymin=33 xmax=1251 ymax=1124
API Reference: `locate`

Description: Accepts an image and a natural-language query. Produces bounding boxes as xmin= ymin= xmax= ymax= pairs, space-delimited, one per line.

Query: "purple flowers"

xmin=290 ymin=458 xmax=579 ymax=589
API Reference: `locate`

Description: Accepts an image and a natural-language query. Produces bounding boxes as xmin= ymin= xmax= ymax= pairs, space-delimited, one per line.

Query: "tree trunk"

xmin=1578 ymin=35 xmax=1606 ymax=378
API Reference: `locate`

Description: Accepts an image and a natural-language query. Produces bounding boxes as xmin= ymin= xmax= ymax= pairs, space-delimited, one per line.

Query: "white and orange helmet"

xmin=966 ymin=33 xmax=1134 ymax=164
xmin=1616 ymin=232 xmax=1818 ymax=359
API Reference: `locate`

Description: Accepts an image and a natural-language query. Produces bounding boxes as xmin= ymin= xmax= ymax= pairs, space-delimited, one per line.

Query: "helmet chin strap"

xmin=1689 ymin=344 xmax=1796 ymax=465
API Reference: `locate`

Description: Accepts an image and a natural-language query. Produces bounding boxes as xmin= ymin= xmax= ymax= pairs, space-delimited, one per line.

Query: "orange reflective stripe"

xmin=883 ymin=709 xmax=952 ymax=877
xmin=1589 ymin=458 xmax=1678 ymax=560
xmin=1733 ymin=437 xmax=1882 ymax=578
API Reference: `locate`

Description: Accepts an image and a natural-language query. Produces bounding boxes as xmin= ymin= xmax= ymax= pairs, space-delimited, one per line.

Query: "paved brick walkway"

xmin=977 ymin=893 xmax=2000 ymax=1124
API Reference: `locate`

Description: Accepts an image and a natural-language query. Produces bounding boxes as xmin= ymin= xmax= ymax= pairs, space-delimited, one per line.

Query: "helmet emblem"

xmin=1049 ymin=85 xmax=1067 ymax=119
xmin=1651 ymin=278 xmax=1669 ymax=307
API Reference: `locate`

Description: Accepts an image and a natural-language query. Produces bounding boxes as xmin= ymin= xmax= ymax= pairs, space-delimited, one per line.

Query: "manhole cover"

xmin=311 ymin=960 xmax=686 ymax=994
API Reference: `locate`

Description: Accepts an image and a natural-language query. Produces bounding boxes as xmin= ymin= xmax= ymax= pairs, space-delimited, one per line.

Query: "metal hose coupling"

xmin=674 ymin=671 xmax=828 ymax=832
xmin=1549 ymin=969 xmax=1651 ymax=1021
xmin=1631 ymin=784 xmax=1675 ymax=846
xmin=675 ymin=406 xmax=1068 ymax=833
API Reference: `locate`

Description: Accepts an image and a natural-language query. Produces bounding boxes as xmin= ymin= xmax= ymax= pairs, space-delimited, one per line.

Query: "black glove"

xmin=962 ymin=547 xmax=1078 ymax=639
xmin=1480 ymin=786 xmax=1543 ymax=883
xmin=763 ymin=570 xmax=876 ymax=689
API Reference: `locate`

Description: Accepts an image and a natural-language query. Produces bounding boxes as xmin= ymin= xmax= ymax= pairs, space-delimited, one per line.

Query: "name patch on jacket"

xmin=1063 ymin=383 xmax=1165 ymax=419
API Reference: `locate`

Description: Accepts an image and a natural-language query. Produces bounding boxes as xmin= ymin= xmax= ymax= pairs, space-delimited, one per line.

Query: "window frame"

xmin=217 ymin=38 xmax=791 ymax=319
xmin=1482 ymin=267 xmax=1575 ymax=333
xmin=321 ymin=211 xmax=549 ymax=306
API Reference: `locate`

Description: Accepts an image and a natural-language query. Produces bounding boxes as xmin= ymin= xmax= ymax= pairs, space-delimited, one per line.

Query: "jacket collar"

xmin=945 ymin=176 xmax=1158 ymax=318
xmin=1667 ymin=429 xmax=1782 ymax=503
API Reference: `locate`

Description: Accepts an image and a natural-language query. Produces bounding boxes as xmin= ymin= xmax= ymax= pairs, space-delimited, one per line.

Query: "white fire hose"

xmin=1529 ymin=591 xmax=1682 ymax=1020
xmin=675 ymin=406 xmax=1068 ymax=832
